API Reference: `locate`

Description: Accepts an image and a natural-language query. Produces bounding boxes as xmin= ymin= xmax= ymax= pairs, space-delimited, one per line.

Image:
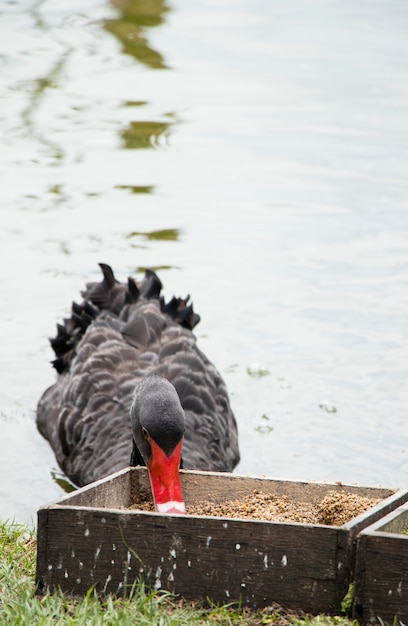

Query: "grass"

xmin=0 ymin=519 xmax=358 ymax=626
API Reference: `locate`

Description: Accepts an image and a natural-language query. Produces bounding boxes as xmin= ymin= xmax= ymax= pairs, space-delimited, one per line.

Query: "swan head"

xmin=130 ymin=375 xmax=185 ymax=514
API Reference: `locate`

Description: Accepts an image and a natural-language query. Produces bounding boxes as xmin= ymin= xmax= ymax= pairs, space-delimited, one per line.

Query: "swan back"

xmin=37 ymin=264 xmax=240 ymax=486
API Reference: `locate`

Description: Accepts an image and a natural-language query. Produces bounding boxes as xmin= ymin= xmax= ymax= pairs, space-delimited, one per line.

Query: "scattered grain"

xmin=127 ymin=489 xmax=382 ymax=525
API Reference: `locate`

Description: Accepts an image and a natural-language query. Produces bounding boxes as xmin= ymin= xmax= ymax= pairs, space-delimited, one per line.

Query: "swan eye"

xmin=142 ymin=427 xmax=149 ymax=440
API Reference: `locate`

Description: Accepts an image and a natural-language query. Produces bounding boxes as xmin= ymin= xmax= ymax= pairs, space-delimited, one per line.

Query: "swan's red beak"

xmin=147 ymin=439 xmax=185 ymax=514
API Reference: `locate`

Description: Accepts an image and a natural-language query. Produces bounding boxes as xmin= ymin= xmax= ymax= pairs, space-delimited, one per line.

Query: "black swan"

xmin=37 ymin=264 xmax=240 ymax=513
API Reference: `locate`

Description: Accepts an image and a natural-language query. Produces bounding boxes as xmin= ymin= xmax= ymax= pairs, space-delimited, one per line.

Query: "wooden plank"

xmin=58 ymin=467 xmax=397 ymax=522
xmin=36 ymin=507 xmax=49 ymax=595
xmin=168 ymin=469 xmax=395 ymax=509
xmin=36 ymin=469 xmax=408 ymax=615
xmin=353 ymin=506 xmax=408 ymax=624
xmin=343 ymin=493 xmax=408 ymax=536
xmin=36 ymin=506 xmax=352 ymax=614
xmin=377 ymin=507 xmax=408 ymax=535
xmin=354 ymin=532 xmax=408 ymax=624
xmin=59 ymin=468 xmax=131 ymax=508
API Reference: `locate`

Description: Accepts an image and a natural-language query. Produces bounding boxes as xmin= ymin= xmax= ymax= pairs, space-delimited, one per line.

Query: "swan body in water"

xmin=37 ymin=264 xmax=240 ymax=513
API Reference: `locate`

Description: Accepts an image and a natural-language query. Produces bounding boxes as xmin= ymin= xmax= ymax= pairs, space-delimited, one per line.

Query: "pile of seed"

xmin=128 ymin=489 xmax=382 ymax=526
xmin=315 ymin=490 xmax=381 ymax=526
xmin=187 ymin=490 xmax=382 ymax=526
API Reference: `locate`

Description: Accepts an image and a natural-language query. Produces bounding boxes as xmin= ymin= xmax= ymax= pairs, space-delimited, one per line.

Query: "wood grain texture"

xmin=353 ymin=505 xmax=408 ymax=624
xmin=37 ymin=506 xmax=350 ymax=613
xmin=36 ymin=469 xmax=408 ymax=614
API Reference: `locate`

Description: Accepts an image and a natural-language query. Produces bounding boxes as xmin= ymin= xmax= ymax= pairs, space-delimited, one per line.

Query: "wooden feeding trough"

xmin=36 ymin=468 xmax=407 ymax=615
xmin=353 ymin=502 xmax=408 ymax=624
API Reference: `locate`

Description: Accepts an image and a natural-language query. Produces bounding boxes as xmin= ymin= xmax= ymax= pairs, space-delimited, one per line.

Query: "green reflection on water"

xmin=127 ymin=228 xmax=182 ymax=241
xmin=123 ymin=100 xmax=149 ymax=107
xmin=51 ymin=469 xmax=76 ymax=493
xmin=120 ymin=119 xmax=173 ymax=149
xmin=104 ymin=0 xmax=170 ymax=69
xmin=115 ymin=184 xmax=155 ymax=194
xmin=137 ymin=264 xmax=180 ymax=273
xmin=254 ymin=414 xmax=274 ymax=434
xmin=319 ymin=403 xmax=337 ymax=414
xmin=246 ymin=366 xmax=271 ymax=378
xmin=21 ymin=53 xmax=69 ymax=161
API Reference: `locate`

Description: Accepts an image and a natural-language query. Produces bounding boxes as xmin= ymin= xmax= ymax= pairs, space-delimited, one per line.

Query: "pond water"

xmin=1 ymin=0 xmax=408 ymax=524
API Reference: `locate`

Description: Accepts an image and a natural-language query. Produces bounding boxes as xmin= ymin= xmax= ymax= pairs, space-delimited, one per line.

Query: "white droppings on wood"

xmin=101 ymin=517 xmax=106 ymax=524
xmin=95 ymin=547 xmax=101 ymax=561
xmin=103 ymin=574 xmax=112 ymax=593
xmin=225 ymin=589 xmax=230 ymax=597
xmin=79 ymin=561 xmax=83 ymax=570
xmin=170 ymin=548 xmax=176 ymax=558
xmin=154 ymin=566 xmax=162 ymax=590
xmin=76 ymin=578 xmax=81 ymax=584
xmin=168 ymin=572 xmax=174 ymax=582
xmin=397 ymin=581 xmax=403 ymax=595
xmin=263 ymin=555 xmax=268 ymax=570
xmin=235 ymin=543 xmax=241 ymax=550
xmin=281 ymin=555 xmax=287 ymax=567
xmin=222 ymin=522 xmax=228 ymax=529
xmin=206 ymin=536 xmax=212 ymax=548
xmin=187 ymin=560 xmax=191 ymax=567
xmin=64 ymin=569 xmax=68 ymax=579
xmin=47 ymin=564 xmax=53 ymax=571
xmin=71 ymin=549 xmax=75 ymax=558
xmin=84 ymin=527 xmax=90 ymax=537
